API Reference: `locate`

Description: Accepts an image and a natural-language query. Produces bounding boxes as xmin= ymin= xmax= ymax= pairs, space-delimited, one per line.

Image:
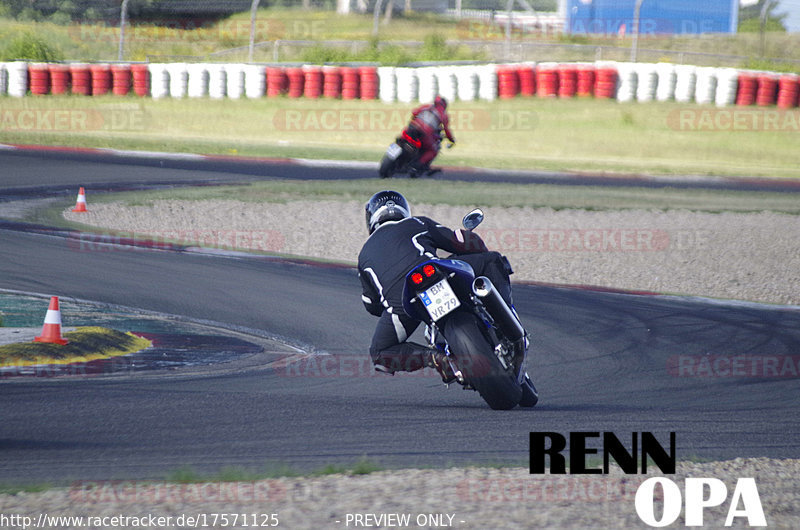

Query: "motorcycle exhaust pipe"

xmin=472 ymin=276 xmax=524 ymax=342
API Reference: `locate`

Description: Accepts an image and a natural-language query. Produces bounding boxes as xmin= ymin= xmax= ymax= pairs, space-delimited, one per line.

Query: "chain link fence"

xmin=145 ymin=38 xmax=800 ymax=69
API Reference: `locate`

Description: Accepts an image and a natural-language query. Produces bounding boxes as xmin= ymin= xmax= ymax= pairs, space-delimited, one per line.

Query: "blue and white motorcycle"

xmin=401 ymin=209 xmax=538 ymax=410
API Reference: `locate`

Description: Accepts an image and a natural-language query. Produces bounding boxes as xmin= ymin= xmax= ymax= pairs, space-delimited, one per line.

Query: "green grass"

xmin=166 ymin=465 xmax=292 ymax=484
xmin=0 ymin=10 xmax=486 ymax=63
xmin=2 ymin=96 xmax=800 ymax=179
xmin=78 ymin=178 xmax=800 ymax=215
xmin=165 ymin=458 xmax=382 ymax=483
xmin=0 ymin=482 xmax=52 ymax=495
xmin=3 ymin=9 xmax=800 ymax=66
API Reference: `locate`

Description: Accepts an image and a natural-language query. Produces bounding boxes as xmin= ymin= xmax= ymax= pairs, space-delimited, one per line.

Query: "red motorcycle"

xmin=378 ymin=128 xmax=450 ymax=179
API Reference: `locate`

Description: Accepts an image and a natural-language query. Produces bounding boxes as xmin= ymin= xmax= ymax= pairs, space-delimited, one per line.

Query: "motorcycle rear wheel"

xmin=444 ymin=311 xmax=522 ymax=410
xmin=519 ymin=373 xmax=539 ymax=408
xmin=379 ymin=154 xmax=396 ymax=178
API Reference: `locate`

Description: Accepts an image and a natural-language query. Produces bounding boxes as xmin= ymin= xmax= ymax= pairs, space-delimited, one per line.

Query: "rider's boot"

xmin=373 ymin=344 xmax=456 ymax=384
xmin=372 ymin=344 xmax=430 ymax=375
xmin=426 ymin=350 xmax=458 ymax=385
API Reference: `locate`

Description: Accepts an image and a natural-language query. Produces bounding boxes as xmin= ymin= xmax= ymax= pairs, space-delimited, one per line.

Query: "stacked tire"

xmin=303 ymin=65 xmax=322 ymax=99
xmin=417 ymin=67 xmax=438 ymax=104
xmin=576 ymin=64 xmax=594 ymax=97
xmin=694 ymin=67 xmax=717 ymax=105
xmin=396 ymin=68 xmax=419 ymax=103
xmin=615 ymin=63 xmax=637 ymax=103
xmin=131 ymin=64 xmax=149 ymax=97
xmin=69 ymin=63 xmax=91 ymax=96
xmin=167 ymin=63 xmax=189 ymax=98
xmin=518 ymin=63 xmax=536 ymax=97
xmin=594 ymin=63 xmax=618 ymax=99
xmin=359 ymin=66 xmax=378 ymax=100
xmin=674 ymin=65 xmax=696 ymax=103
xmin=455 ymin=65 xmax=479 ymax=101
xmin=635 ymin=63 xmax=657 ymax=102
xmin=477 ymin=64 xmax=497 ymax=101
xmin=378 ymin=66 xmax=397 ymax=103
xmin=536 ymin=63 xmax=558 ymax=97
xmin=777 ymin=74 xmax=799 ymax=108
xmin=90 ymin=63 xmax=112 ymax=96
xmin=714 ymin=68 xmax=739 ymax=107
xmin=323 ymin=66 xmax=342 ymax=99
xmin=187 ymin=64 xmax=209 ymax=98
xmin=557 ymin=64 xmax=577 ymax=98
xmin=225 ymin=64 xmax=245 ymax=99
xmin=28 ymin=63 xmax=50 ymax=95
xmin=266 ymin=66 xmax=287 ymax=97
xmin=148 ymin=63 xmax=170 ymax=99
xmin=244 ymin=64 xmax=265 ymax=98
xmin=286 ymin=67 xmax=304 ymax=98
xmin=111 ymin=64 xmax=132 ymax=96
xmin=436 ymin=67 xmax=457 ymax=102
xmin=207 ymin=64 xmax=226 ymax=99
xmin=497 ymin=65 xmax=519 ymax=99
xmin=736 ymin=72 xmax=758 ymax=106
xmin=0 ymin=63 xmax=8 ymax=96
xmin=756 ymin=73 xmax=779 ymax=106
xmin=341 ymin=66 xmax=360 ymax=100
xmin=655 ymin=63 xmax=676 ymax=102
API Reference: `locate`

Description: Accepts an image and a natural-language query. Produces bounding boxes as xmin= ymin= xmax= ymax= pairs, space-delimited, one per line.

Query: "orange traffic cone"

xmin=34 ymin=296 xmax=69 ymax=345
xmin=72 ymin=187 xmax=88 ymax=212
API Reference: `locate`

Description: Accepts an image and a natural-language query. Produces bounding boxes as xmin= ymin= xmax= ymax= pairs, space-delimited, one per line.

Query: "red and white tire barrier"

xmin=5 ymin=60 xmax=800 ymax=108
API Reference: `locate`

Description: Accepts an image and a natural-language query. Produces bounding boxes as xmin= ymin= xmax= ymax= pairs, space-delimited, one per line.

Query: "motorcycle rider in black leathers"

xmin=358 ymin=190 xmax=516 ymax=383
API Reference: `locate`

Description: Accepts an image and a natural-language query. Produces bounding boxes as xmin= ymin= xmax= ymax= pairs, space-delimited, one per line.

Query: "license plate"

xmin=386 ymin=143 xmax=402 ymax=159
xmin=419 ymin=279 xmax=461 ymax=321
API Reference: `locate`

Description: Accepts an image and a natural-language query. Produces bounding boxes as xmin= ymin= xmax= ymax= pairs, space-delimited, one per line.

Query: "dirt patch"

xmin=0 ymin=458 xmax=796 ymax=528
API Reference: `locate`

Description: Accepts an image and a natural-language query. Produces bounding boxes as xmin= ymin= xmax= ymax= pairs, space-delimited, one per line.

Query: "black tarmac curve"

xmin=0 ymin=149 xmax=799 ymax=483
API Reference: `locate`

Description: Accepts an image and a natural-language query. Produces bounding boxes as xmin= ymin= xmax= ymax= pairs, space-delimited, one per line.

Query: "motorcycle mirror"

xmin=462 ymin=208 xmax=484 ymax=231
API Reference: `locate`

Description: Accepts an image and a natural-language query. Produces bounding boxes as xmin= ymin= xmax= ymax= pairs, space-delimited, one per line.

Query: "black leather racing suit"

xmin=357 ymin=216 xmax=513 ymax=373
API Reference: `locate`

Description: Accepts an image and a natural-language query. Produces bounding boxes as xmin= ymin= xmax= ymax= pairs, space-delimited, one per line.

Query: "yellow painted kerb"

xmin=0 ymin=326 xmax=153 ymax=367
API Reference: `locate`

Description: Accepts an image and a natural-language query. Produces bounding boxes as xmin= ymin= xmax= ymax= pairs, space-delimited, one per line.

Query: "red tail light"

xmin=401 ymin=130 xmax=422 ymax=148
xmin=411 ymin=272 xmax=424 ymax=285
xmin=422 ymin=264 xmax=436 ymax=277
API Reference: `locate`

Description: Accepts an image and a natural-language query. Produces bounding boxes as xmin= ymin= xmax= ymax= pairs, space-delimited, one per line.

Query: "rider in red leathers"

xmin=407 ymin=95 xmax=455 ymax=175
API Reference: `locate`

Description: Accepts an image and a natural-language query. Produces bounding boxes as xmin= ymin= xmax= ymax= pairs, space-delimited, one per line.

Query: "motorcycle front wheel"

xmin=444 ymin=311 xmax=522 ymax=410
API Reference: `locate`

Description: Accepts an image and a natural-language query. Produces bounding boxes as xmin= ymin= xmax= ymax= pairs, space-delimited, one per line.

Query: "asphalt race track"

xmin=1 ymin=149 xmax=799 ymax=483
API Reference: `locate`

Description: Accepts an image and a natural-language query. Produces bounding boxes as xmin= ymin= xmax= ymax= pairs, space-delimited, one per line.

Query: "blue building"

xmin=562 ymin=0 xmax=740 ymax=35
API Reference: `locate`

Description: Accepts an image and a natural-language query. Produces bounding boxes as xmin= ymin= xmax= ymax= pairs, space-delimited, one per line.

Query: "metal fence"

xmin=147 ymin=38 xmax=800 ymax=69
